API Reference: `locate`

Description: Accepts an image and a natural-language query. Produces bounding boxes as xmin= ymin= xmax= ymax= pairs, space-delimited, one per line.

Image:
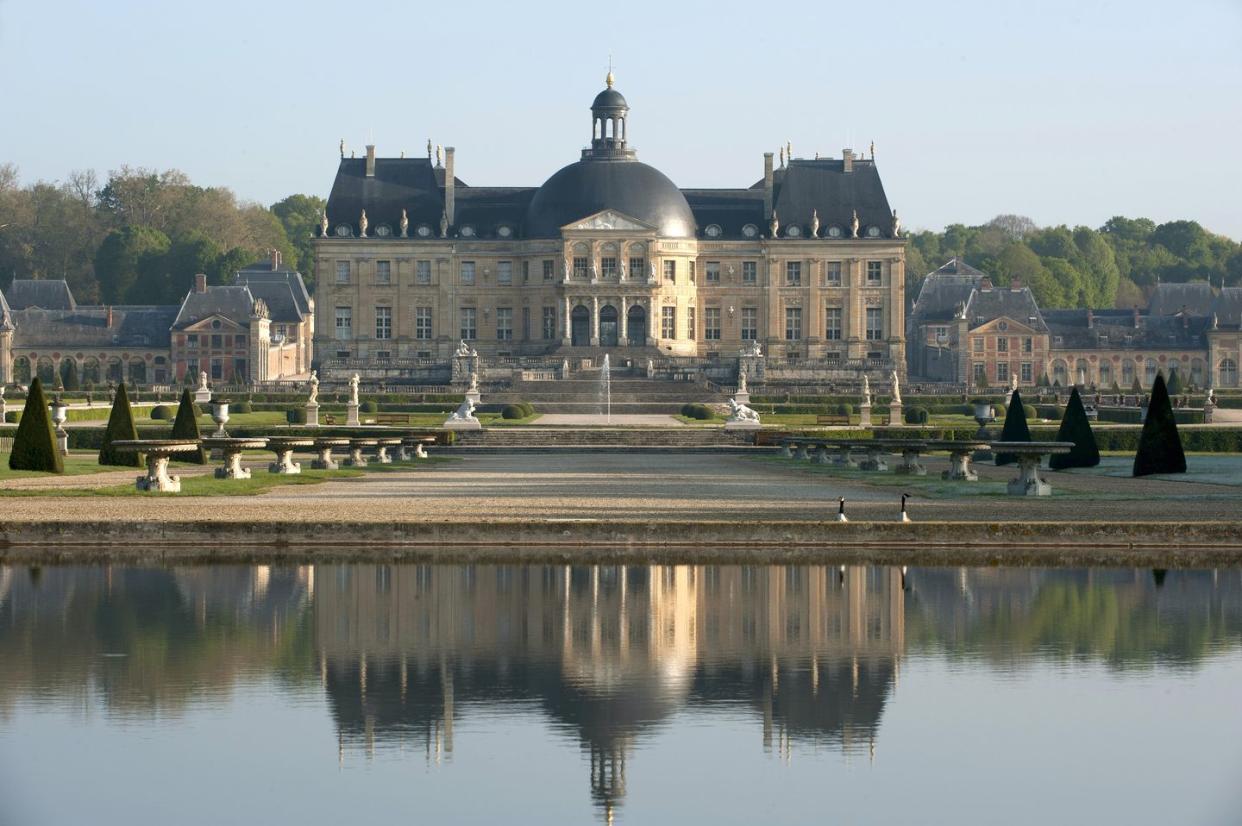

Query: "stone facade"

xmin=314 ymin=76 xmax=905 ymax=381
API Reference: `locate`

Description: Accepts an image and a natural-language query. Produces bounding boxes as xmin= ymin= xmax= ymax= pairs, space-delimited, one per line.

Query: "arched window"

xmin=129 ymin=359 xmax=147 ymax=385
xmin=1098 ymin=361 xmax=1112 ymax=386
xmin=13 ymin=357 xmax=31 ymax=383
xmin=1122 ymin=359 xmax=1135 ymax=387
xmin=36 ymin=357 xmax=55 ymax=384
xmin=1075 ymin=359 xmax=1090 ymax=385
xmin=1051 ymin=359 xmax=1068 ymax=386
xmin=1220 ymin=358 xmax=1238 ymax=388
xmin=1191 ymin=358 xmax=1205 ymax=386
xmin=1145 ymin=358 xmax=1158 ymax=385
xmin=82 ymin=357 xmax=101 ymax=385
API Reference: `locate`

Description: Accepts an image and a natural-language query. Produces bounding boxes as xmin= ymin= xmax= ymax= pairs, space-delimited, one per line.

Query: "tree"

xmin=170 ymin=388 xmax=206 ymax=464
xmin=8 ymin=378 xmax=64 ymax=473
xmin=271 ymin=193 xmax=326 ymax=288
xmin=995 ymin=389 xmax=1032 ymax=466
xmin=1133 ymin=373 xmax=1186 ymax=477
xmin=986 ymin=214 xmax=1038 ymax=241
xmin=994 ymin=243 xmax=1065 ymax=307
xmin=94 ymin=225 xmax=171 ymax=303
xmin=1049 ymin=388 xmax=1100 ymax=470
xmin=98 ymin=382 xmax=142 ymax=467
xmin=1166 ymin=367 xmax=1183 ymax=396
xmin=1131 ymin=376 xmax=1143 ymax=394
xmin=60 ymin=359 xmax=80 ymax=391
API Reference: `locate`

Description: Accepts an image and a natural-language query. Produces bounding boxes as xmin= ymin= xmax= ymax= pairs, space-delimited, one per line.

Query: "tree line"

xmin=905 ymin=214 xmax=1242 ymax=310
xmin=0 ymin=164 xmax=323 ymax=305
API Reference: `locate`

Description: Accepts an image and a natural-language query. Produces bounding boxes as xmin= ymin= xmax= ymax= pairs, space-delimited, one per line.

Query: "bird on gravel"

xmin=899 ymin=493 xmax=912 ymax=523
xmin=836 ymin=496 xmax=848 ymax=522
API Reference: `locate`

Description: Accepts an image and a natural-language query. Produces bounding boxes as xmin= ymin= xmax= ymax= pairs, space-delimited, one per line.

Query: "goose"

xmin=899 ymin=493 xmax=912 ymax=523
xmin=836 ymin=496 xmax=848 ymax=523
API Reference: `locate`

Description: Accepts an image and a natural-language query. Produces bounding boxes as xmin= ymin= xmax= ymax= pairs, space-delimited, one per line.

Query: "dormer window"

xmin=704 ymin=224 xmax=722 ymax=238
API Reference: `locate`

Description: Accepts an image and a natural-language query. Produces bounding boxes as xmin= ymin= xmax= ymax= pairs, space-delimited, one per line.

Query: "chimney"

xmin=271 ymin=249 xmax=281 ymax=270
xmin=444 ymin=146 xmax=456 ymax=225
xmin=105 ymin=306 xmax=113 ymax=328
xmin=1086 ymin=308 xmax=1094 ymax=329
xmin=842 ymin=148 xmax=854 ymax=173
xmin=1010 ymin=278 xmax=1021 ymax=291
xmin=365 ymin=144 xmax=376 ymax=177
xmin=763 ymin=152 xmax=774 ymax=219
xmin=194 ymin=273 xmax=207 ymax=294
xmin=979 ymin=277 xmax=992 ymax=290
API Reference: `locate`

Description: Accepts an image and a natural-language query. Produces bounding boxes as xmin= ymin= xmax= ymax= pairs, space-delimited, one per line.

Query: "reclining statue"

xmin=727 ymin=397 xmax=761 ymax=423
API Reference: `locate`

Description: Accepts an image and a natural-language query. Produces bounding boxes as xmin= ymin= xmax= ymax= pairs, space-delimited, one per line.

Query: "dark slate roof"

xmin=1042 ymin=309 xmax=1208 ymax=349
xmin=234 ymin=268 xmax=312 ymax=323
xmin=682 ymin=188 xmax=766 ymax=238
xmin=525 ymin=158 xmax=696 ymax=238
xmin=1147 ymin=282 xmax=1242 ymax=325
xmin=591 ymin=87 xmax=628 ymax=112
xmin=5 ymin=279 xmax=76 ymax=311
xmin=10 ymin=306 xmax=177 ymax=348
xmin=910 ymin=259 xmax=988 ymax=324
xmin=325 ymin=157 xmax=456 ymax=237
xmin=965 ymin=286 xmax=1047 ymax=332
xmin=172 ymin=286 xmax=256 ymax=330
xmin=765 ymin=159 xmax=893 ymax=239
xmin=455 ymin=187 xmax=536 ymax=237
xmin=0 ymin=286 xmax=12 ymax=332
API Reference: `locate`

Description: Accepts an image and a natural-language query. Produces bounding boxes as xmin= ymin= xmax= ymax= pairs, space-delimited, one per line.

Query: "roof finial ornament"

xmin=891 ymin=209 xmax=901 ymax=238
xmin=320 ymin=209 xmax=329 ymax=238
xmin=339 ymin=138 xmax=345 ymax=158
xmin=811 ymin=208 xmax=820 ymax=239
xmin=870 ymin=140 xmax=875 ymax=160
xmin=779 ymin=146 xmax=786 ymax=168
xmin=427 ymin=139 xmax=433 ymax=159
xmin=435 ymin=145 xmax=443 ymax=167
xmin=358 ymin=209 xmax=368 ymax=238
xmin=850 ymin=209 xmax=860 ymax=239
xmin=769 ymin=210 xmax=780 ymax=239
xmin=606 ymin=55 xmax=615 ymax=88
xmin=787 ymin=140 xmax=792 ymax=161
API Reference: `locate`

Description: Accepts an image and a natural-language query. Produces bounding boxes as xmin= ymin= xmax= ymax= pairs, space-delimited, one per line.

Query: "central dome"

xmin=525 ymin=159 xmax=696 ymax=238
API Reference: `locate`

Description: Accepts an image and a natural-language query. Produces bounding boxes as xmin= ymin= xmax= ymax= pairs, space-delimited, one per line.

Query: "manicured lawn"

xmin=0 ymin=452 xmax=136 ymax=480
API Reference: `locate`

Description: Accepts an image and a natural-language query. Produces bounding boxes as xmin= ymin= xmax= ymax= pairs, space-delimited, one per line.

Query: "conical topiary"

xmin=1166 ymin=368 xmax=1183 ymax=396
xmin=1049 ymin=387 xmax=1100 ymax=470
xmin=8 ymin=378 xmax=64 ymax=473
xmin=995 ymin=389 xmax=1032 ymax=466
xmin=1131 ymin=376 xmax=1143 ymax=394
xmin=98 ymin=381 xmax=141 ymax=467
xmin=1133 ymin=373 xmax=1186 ymax=477
xmin=170 ymin=387 xmax=206 ymax=464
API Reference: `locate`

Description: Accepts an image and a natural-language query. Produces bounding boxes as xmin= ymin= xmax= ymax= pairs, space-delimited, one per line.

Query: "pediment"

xmin=183 ymin=315 xmax=245 ymax=333
xmin=970 ymin=315 xmax=1041 ymax=335
xmin=562 ymin=210 xmax=655 ymax=232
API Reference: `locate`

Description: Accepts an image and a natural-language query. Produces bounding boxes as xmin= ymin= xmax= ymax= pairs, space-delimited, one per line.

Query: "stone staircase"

xmin=450 ymin=427 xmax=756 ymax=448
xmin=488 ymin=374 xmax=727 ymax=414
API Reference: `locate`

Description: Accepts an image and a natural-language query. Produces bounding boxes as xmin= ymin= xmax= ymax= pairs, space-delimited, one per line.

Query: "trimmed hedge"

xmin=904 ymin=406 xmax=929 ymax=425
xmin=681 ymin=403 xmax=714 ymax=420
xmin=149 ymin=405 xmax=173 ymax=420
xmin=8 ymin=377 xmax=63 ymax=473
xmin=995 ymin=390 xmax=1033 ymax=466
xmin=1134 ymin=374 xmax=1186 ymax=476
xmin=98 ymin=382 xmax=142 ymax=467
xmin=1049 ymin=387 xmax=1100 ymax=470
xmin=232 ymin=400 xmax=254 ymax=414
xmin=360 ymin=400 xmax=379 ymax=413
xmin=501 ymin=404 xmax=525 ymax=419
xmin=170 ymin=388 xmax=206 ymax=464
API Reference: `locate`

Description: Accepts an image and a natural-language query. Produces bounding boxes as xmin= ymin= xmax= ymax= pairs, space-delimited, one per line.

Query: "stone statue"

xmin=320 ymin=210 xmax=329 ymax=238
xmin=439 ymin=211 xmax=449 ymax=238
xmin=448 ymin=398 xmax=478 ymax=423
xmin=563 ymin=258 xmax=571 ymax=280
xmin=811 ymin=208 xmax=820 ymax=239
xmin=590 ymin=262 xmax=599 ymax=281
xmin=779 ymin=146 xmax=786 ymax=168
xmin=862 ymin=375 xmax=871 ymax=405
xmin=891 ymin=209 xmax=902 ymax=238
xmin=468 ymin=371 xmax=479 ymax=394
xmin=307 ymin=370 xmax=319 ymax=404
xmin=339 ymin=138 xmax=345 ymax=158
xmin=359 ymin=209 xmax=368 ymax=238
xmin=870 ymin=140 xmax=875 ymax=160
xmin=726 ymin=397 xmax=761 ymax=423
xmin=850 ymin=210 xmax=860 ymax=239
xmin=435 ymin=145 xmax=443 ymax=167
xmin=890 ymin=370 xmax=901 ymax=405
xmin=740 ymin=340 xmax=763 ymax=358
xmin=1011 ymin=374 xmax=1019 ymax=394
xmin=456 ymin=339 xmax=472 ymax=357
xmin=400 ymin=209 xmax=409 ymax=238
xmin=649 ymin=261 xmax=657 ymax=280
xmin=348 ymin=373 xmax=360 ymax=407
xmin=619 ymin=260 xmax=628 ymax=280
xmin=427 ymin=138 xmax=433 ymax=159
xmin=199 ymin=371 xmax=209 ymax=392
xmin=769 ymin=211 xmax=779 ymax=238
xmin=738 ymin=370 xmax=748 ymax=393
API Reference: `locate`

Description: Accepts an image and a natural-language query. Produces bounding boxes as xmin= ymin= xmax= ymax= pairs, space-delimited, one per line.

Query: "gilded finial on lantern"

xmin=606 ymin=56 xmax=615 ymax=88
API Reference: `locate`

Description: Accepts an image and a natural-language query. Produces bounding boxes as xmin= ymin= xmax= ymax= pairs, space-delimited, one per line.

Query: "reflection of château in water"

xmin=316 ymin=564 xmax=904 ymax=820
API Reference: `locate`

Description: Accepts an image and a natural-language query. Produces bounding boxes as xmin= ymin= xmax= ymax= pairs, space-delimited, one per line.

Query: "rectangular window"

xmin=375 ymin=306 xmax=392 ymax=340
xmin=867 ymin=261 xmax=883 ymax=285
xmin=335 ymin=260 xmax=350 ymax=284
xmin=661 ymin=306 xmax=676 ymax=339
xmin=741 ymin=307 xmax=758 ymax=341
xmin=705 ymin=307 xmax=721 ymax=340
xmin=866 ymin=307 xmax=884 ymax=340
xmin=826 ymin=261 xmax=843 ymax=286
xmin=234 ymin=358 xmax=247 ymax=379
xmin=687 ymin=307 xmax=696 ymax=339
xmin=334 ymin=308 xmax=352 ymax=340
xmin=416 ymin=260 xmax=431 ymax=285
xmin=542 ymin=307 xmax=556 ymax=340
xmin=974 ymin=363 xmax=986 ymax=383
xmin=235 ymin=334 xmax=246 ymax=347
xmin=785 ymin=261 xmax=802 ymax=286
xmin=522 ymin=307 xmax=530 ymax=340
xmin=376 ymin=260 xmax=391 ymax=284
xmin=460 ymin=307 xmax=476 ymax=340
xmin=497 ymin=261 xmax=512 ymax=285
xmin=1021 ymin=362 xmax=1033 ymax=383
xmin=785 ymin=307 xmax=802 ymax=341
xmin=630 ymin=257 xmax=645 ymax=280
xmin=211 ymin=359 xmax=222 ymax=380
xmin=211 ymin=334 xmax=222 ymax=348
xmin=688 ymin=261 xmax=696 ymax=284
xmin=973 ymin=337 xmax=984 ymax=352
xmin=1023 ymin=337 xmax=1033 ymax=353
xmin=187 ymin=334 xmax=198 ymax=347
xmin=185 ymin=359 xmax=198 ymax=379
xmin=996 ymin=362 xmax=1010 ymax=382
xmin=573 ymin=257 xmax=589 ymax=278
xmin=460 ymin=261 xmax=476 ymax=285
xmin=825 ymin=307 xmax=842 ymax=340
xmin=601 ymin=257 xmax=618 ymax=279
xmin=496 ymin=307 xmax=512 ymax=340
xmin=415 ymin=306 xmax=433 ymax=340
xmin=543 ymin=260 xmax=554 ymax=282
xmin=742 ymin=261 xmax=757 ymax=285
xmin=997 ymin=337 xmax=1009 ymax=353
xmin=706 ymin=262 xmax=720 ymax=284
xmin=664 ymin=260 xmax=676 ymax=282
xmin=522 ymin=260 xmax=530 ymax=284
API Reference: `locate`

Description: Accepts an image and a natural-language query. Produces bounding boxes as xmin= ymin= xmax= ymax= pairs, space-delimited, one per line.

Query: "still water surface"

xmin=1 ymin=563 xmax=1240 ymax=825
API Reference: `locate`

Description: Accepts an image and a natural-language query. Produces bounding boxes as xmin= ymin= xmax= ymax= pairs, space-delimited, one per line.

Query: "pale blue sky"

xmin=1 ymin=0 xmax=1239 ymax=236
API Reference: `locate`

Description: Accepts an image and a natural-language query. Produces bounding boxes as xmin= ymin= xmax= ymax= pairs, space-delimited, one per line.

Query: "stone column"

xmin=651 ymin=301 xmax=660 ymax=342
xmin=591 ymin=296 xmax=600 ymax=346
xmin=618 ymin=296 xmax=628 ymax=346
xmin=562 ymin=295 xmax=572 ymax=345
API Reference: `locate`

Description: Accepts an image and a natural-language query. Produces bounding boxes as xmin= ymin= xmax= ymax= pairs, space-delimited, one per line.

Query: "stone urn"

xmin=971 ymin=400 xmax=996 ymax=461
xmin=49 ymin=397 xmax=69 ymax=455
xmin=210 ymin=398 xmax=230 ymax=438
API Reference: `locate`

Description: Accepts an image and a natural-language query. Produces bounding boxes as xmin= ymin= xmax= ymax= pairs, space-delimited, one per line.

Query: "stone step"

xmin=452 ymin=427 xmax=753 ymax=446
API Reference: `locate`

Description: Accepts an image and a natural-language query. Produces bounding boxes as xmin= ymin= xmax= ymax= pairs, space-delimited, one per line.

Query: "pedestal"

xmin=444 ymin=418 xmax=482 ymax=431
xmin=311 ymin=446 xmax=339 ymax=471
xmin=465 ymin=390 xmax=481 ymax=406
xmin=778 ymin=443 xmax=793 ymax=459
xmin=733 ymin=391 xmax=750 ymax=405
xmin=895 ymin=448 xmax=926 ymax=476
xmin=55 ymin=426 xmax=68 ymax=456
xmin=724 ymin=419 xmax=760 ymax=431
xmin=859 ymin=448 xmax=888 ymax=472
xmin=1007 ymin=455 xmax=1052 ymax=496
xmin=346 ymin=402 xmax=361 ymax=426
xmin=269 ymin=449 xmax=301 ymax=475
xmin=859 ymin=403 xmax=872 ymax=428
xmin=194 ymin=388 xmax=212 ymax=404
xmin=415 ymin=443 xmax=428 ymax=459
xmin=888 ymin=402 xmax=903 ymax=427
xmin=305 ymin=401 xmax=319 ymax=427
xmin=375 ymin=445 xmax=394 ymax=464
xmin=793 ymin=443 xmax=810 ymax=461
xmin=942 ymin=450 xmax=979 ymax=481
xmin=811 ymin=446 xmax=831 ymax=464
xmin=137 ymin=454 xmax=181 ymax=493
xmin=834 ymin=447 xmax=859 ymax=468
xmin=215 ymin=449 xmax=251 ymax=480
xmin=345 ymin=445 xmax=368 ymax=466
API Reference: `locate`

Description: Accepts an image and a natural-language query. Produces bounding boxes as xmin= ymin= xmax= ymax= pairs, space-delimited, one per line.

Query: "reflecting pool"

xmin=1 ymin=563 xmax=1240 ymax=825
